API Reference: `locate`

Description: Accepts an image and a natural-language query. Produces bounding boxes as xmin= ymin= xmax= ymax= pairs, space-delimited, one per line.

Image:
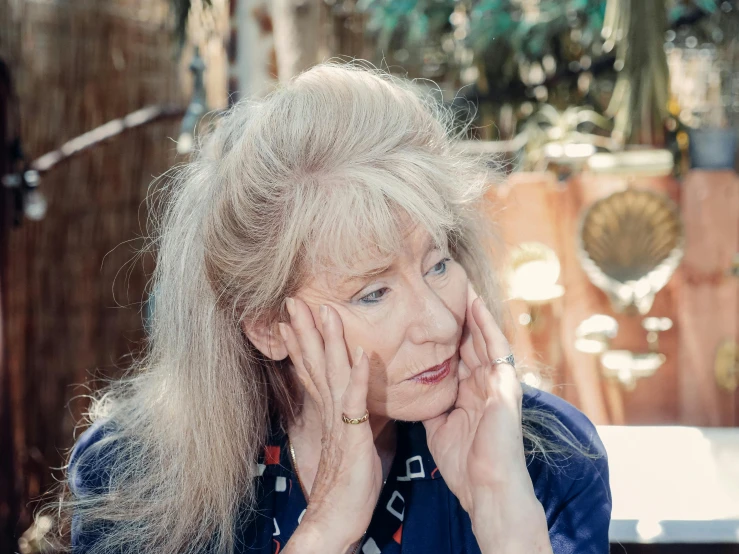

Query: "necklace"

xmin=288 ymin=436 xmax=388 ymax=554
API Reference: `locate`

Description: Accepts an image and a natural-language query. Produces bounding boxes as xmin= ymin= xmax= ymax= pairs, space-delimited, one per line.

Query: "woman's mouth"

xmin=410 ymin=356 xmax=453 ymax=384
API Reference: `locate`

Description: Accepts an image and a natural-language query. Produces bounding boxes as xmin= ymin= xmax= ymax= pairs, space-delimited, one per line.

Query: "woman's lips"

xmin=410 ymin=356 xmax=452 ymax=384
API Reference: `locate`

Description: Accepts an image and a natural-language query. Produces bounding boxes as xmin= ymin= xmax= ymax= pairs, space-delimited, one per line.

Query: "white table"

xmin=598 ymin=425 xmax=739 ymax=544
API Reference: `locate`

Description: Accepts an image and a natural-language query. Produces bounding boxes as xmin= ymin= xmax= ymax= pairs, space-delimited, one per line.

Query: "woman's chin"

xmin=391 ymin=368 xmax=459 ymax=422
xmin=411 ymin=395 xmax=456 ymax=422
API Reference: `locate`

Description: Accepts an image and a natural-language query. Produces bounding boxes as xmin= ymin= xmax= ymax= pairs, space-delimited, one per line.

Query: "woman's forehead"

xmin=310 ymin=228 xmax=444 ymax=290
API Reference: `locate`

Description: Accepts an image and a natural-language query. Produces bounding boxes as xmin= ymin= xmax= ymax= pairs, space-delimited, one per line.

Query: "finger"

xmin=278 ymin=322 xmax=325 ymax=406
xmin=287 ymin=297 xmax=330 ymax=396
xmin=471 ymin=298 xmax=513 ymax=371
xmin=468 ymin=295 xmax=521 ymax=408
xmin=319 ymin=304 xmax=352 ymax=403
xmin=466 ymin=284 xmax=490 ymax=365
xmin=341 ymin=345 xmax=370 ymax=421
xmin=459 ymin=331 xmax=481 ymax=374
xmin=459 ymin=284 xmax=483 ymax=371
xmin=457 ymin=356 xmax=472 ymax=381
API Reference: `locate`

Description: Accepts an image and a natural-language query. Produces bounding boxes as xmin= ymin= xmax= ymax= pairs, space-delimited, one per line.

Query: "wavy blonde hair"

xmin=35 ymin=61 xmax=593 ymax=554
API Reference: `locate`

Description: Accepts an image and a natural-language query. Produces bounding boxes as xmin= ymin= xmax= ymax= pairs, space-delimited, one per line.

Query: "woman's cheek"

xmin=445 ymin=264 xmax=469 ymax=321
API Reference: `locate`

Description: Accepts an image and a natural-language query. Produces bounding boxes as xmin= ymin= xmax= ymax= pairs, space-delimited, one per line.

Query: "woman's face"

xmin=296 ymin=225 xmax=467 ymax=422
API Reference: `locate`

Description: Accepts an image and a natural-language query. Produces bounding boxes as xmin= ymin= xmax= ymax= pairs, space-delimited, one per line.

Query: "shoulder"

xmin=68 ymin=418 xmax=121 ymax=498
xmin=521 ymin=385 xmax=607 ymax=460
xmin=522 ymin=386 xmax=612 ymax=553
xmin=520 ymin=384 xmax=610 ymax=484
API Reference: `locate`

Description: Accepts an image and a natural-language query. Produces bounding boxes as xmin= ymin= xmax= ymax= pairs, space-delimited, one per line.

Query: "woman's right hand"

xmin=277 ymin=297 xmax=382 ymax=552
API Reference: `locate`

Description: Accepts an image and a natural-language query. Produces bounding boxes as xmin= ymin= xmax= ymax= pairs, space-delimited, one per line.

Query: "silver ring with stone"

xmin=492 ymin=354 xmax=515 ymax=368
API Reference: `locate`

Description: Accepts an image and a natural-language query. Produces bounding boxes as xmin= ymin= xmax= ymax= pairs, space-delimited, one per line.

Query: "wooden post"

xmin=229 ymin=0 xmax=277 ymax=103
xmin=272 ymin=0 xmax=321 ymax=82
xmin=0 ymin=53 xmax=24 ymax=554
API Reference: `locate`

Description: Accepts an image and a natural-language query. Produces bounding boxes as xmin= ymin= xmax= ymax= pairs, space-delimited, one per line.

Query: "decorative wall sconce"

xmin=642 ymin=317 xmax=673 ymax=353
xmin=715 ymin=339 xmax=739 ymax=393
xmin=509 ymin=242 xmax=565 ymax=304
xmin=601 ymin=317 xmax=672 ymax=390
xmin=575 ymin=314 xmax=673 ymax=390
xmin=574 ymin=314 xmax=619 ymax=354
xmin=508 ymin=242 xmax=564 ymax=331
xmin=600 ymin=349 xmax=666 ymax=391
xmin=730 ymin=253 xmax=739 ymax=279
xmin=577 ymin=188 xmax=685 ymax=315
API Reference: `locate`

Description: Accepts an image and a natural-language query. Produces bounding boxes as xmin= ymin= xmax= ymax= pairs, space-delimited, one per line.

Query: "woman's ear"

xmin=242 ymin=319 xmax=289 ymax=361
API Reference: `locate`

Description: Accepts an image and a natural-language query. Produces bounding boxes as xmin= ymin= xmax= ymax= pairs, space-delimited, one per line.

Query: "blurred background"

xmin=1 ymin=0 xmax=738 ymax=552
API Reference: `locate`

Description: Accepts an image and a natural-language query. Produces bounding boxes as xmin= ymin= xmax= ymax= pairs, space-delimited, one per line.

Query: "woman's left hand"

xmin=422 ymin=281 xmax=552 ymax=553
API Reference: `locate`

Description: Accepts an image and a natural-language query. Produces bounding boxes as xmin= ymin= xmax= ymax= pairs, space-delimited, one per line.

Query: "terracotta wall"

xmin=490 ymin=170 xmax=739 ymax=427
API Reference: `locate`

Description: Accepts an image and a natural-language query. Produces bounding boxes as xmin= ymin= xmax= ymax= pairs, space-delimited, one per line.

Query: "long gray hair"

xmin=36 ymin=61 xmax=590 ymax=554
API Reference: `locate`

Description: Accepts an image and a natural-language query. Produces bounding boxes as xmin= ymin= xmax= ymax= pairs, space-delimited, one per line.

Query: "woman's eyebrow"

xmin=337 ymin=263 xmax=394 ymax=288
xmin=338 ymin=239 xmax=441 ymax=288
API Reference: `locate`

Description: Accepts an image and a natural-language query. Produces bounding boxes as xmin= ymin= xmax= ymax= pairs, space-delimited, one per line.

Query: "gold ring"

xmin=342 ymin=410 xmax=370 ymax=424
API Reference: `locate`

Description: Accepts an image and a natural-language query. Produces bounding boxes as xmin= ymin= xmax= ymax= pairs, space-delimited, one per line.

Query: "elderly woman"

xmin=52 ymin=63 xmax=611 ymax=554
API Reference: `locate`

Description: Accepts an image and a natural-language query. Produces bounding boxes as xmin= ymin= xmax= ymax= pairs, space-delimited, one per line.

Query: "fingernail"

xmin=354 ymin=345 xmax=363 ymax=364
xmin=286 ymin=297 xmax=295 ymax=317
xmin=319 ymin=304 xmax=328 ymax=324
xmin=277 ymin=322 xmax=287 ymax=342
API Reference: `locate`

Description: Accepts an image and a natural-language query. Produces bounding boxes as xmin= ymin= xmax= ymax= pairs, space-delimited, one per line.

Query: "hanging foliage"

xmin=355 ymin=0 xmax=735 ymax=145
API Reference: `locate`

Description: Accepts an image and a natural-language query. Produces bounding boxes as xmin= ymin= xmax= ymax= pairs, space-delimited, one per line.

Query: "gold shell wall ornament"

xmin=577 ymin=188 xmax=685 ymax=315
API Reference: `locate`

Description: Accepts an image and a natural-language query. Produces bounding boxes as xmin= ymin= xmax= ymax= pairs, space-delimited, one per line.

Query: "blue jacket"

xmin=69 ymin=387 xmax=611 ymax=553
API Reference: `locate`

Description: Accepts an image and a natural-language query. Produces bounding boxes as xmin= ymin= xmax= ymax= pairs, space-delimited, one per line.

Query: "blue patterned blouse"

xmin=69 ymin=387 xmax=611 ymax=553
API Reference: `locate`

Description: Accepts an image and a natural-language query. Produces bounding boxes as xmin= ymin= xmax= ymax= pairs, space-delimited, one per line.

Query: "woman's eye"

xmin=429 ymin=257 xmax=452 ymax=276
xmin=357 ymin=258 xmax=452 ymax=305
xmin=358 ymin=288 xmax=388 ymax=304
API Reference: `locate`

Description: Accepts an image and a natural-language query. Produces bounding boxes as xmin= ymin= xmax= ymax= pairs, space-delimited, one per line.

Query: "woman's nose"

xmin=406 ymin=286 xmax=459 ymax=345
